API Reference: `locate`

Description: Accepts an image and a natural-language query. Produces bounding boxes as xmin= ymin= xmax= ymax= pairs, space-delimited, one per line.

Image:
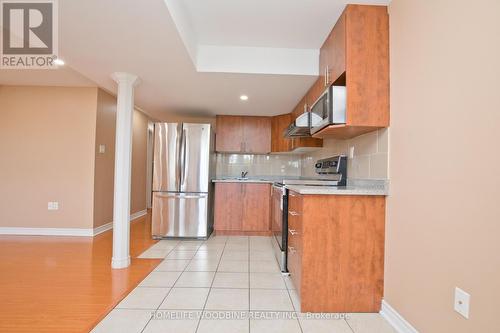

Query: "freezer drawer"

xmin=152 ymin=192 xmax=208 ymax=238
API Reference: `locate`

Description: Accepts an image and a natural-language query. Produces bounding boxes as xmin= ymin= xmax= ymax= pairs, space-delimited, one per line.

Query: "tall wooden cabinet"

xmin=214 ymin=183 xmax=271 ymax=235
xmin=216 ymin=115 xmax=271 ymax=154
xmin=313 ymin=5 xmax=389 ymax=139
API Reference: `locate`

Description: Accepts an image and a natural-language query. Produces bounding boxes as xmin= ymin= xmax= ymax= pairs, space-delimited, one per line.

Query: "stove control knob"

xmin=315 ymin=163 xmax=322 ymax=168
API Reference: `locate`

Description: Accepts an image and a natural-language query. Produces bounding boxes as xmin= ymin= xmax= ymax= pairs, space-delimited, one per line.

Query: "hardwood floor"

xmin=0 ymin=212 xmax=160 ymax=333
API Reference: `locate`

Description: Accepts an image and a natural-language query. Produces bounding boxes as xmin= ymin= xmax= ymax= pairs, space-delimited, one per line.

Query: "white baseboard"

xmin=380 ymin=300 xmax=419 ymax=333
xmin=92 ymin=222 xmax=113 ymax=236
xmin=0 ymin=209 xmax=149 ymax=237
xmin=130 ymin=209 xmax=148 ymax=221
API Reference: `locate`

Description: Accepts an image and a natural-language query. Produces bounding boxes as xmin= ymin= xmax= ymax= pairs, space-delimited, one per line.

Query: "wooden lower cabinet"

xmin=287 ymin=191 xmax=386 ymax=313
xmin=214 ymin=183 xmax=271 ymax=234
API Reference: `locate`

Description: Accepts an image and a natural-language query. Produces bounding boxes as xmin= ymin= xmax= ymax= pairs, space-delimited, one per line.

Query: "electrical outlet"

xmin=454 ymin=287 xmax=470 ymax=319
xmin=48 ymin=201 xmax=59 ymax=210
xmin=99 ymin=144 xmax=106 ymax=154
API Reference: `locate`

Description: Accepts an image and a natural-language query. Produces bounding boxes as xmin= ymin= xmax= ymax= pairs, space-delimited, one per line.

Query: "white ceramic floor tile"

xmin=159 ymin=287 xmax=209 ymax=310
xmin=212 ymin=272 xmax=249 ymax=288
xmin=250 ymin=289 xmax=294 ymax=311
xmin=166 ymin=250 xmax=197 ymax=260
xmin=205 ymin=288 xmax=249 ymax=310
xmin=346 ymin=313 xmax=398 ymax=333
xmin=175 ymin=244 xmax=202 ymax=251
xmin=249 ymin=260 xmax=280 ymax=273
xmin=139 ymin=271 xmax=182 ymax=287
xmin=288 ymin=289 xmax=301 ymax=312
xmin=222 ymin=251 xmax=249 ymax=261
xmin=198 ymin=243 xmax=226 ymax=251
xmin=283 ymin=275 xmax=296 ymax=290
xmin=226 ymin=236 xmax=248 ymax=243
xmin=299 ymin=314 xmax=353 ymax=333
xmin=154 ymin=259 xmax=190 ymax=272
xmin=116 ymin=287 xmax=170 ymax=309
xmin=217 ymin=260 xmax=249 ymax=272
xmin=91 ymin=309 xmax=152 ymax=333
xmin=224 ymin=243 xmax=249 ymax=251
xmin=193 ymin=251 xmax=223 ymax=260
xmin=143 ymin=313 xmax=200 ymax=333
xmin=250 ymin=313 xmax=301 ymax=333
xmin=185 ymin=259 xmax=220 ymax=272
xmin=205 ymin=236 xmax=227 ymax=243
xmin=249 ymin=245 xmax=274 ymax=253
xmin=250 ymin=273 xmax=286 ymax=289
xmin=249 ymin=251 xmax=276 ymax=261
xmin=138 ymin=248 xmax=170 ymax=259
xmin=174 ymin=271 xmax=215 ymax=288
xmin=198 ymin=311 xmax=249 ymax=333
xmin=151 ymin=240 xmax=180 ymax=248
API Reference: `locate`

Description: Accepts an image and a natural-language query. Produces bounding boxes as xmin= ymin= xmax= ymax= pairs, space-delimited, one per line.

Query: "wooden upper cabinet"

xmin=216 ymin=115 xmax=271 ymax=154
xmin=344 ymin=5 xmax=389 ymax=127
xmin=271 ymin=113 xmax=292 ymax=153
xmin=215 ymin=116 xmax=244 ymax=152
xmin=291 ymin=96 xmax=307 ymax=121
xmin=314 ymin=5 xmax=389 ymax=139
xmin=242 ymin=117 xmax=271 ymax=154
xmin=320 ymin=13 xmax=346 ymax=87
xmin=306 ymin=77 xmax=326 ymax=107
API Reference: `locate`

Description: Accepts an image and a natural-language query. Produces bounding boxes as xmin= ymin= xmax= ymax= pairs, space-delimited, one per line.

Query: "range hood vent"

xmin=284 ymin=112 xmax=313 ymax=138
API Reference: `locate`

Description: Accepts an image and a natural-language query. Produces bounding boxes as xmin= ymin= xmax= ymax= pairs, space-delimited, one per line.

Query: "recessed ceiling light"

xmin=240 ymin=95 xmax=248 ymax=101
xmin=54 ymin=58 xmax=65 ymax=66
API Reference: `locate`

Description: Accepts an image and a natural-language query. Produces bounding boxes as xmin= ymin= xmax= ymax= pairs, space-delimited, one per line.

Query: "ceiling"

xmin=0 ymin=0 xmax=389 ymax=119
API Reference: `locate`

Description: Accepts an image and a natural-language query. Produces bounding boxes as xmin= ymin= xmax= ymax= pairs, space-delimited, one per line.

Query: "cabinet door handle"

xmin=289 ymin=229 xmax=298 ymax=236
xmin=326 ymin=65 xmax=330 ymax=85
xmin=289 ymin=211 xmax=300 ymax=216
xmin=288 ymin=246 xmax=296 ymax=254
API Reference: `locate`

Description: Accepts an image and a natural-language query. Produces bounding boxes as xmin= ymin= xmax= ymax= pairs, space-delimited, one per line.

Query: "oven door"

xmin=271 ymin=185 xmax=284 ymax=248
xmin=271 ymin=184 xmax=288 ymax=272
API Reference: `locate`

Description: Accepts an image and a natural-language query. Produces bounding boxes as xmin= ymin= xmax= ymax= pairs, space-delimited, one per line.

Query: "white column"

xmin=111 ymin=72 xmax=140 ymax=269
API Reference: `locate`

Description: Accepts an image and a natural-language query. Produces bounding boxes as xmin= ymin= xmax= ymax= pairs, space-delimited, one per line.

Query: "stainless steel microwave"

xmin=310 ymin=85 xmax=347 ymax=135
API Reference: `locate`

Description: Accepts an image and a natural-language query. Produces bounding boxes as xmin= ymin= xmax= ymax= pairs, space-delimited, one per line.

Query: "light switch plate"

xmin=349 ymin=146 xmax=355 ymax=159
xmin=99 ymin=144 xmax=106 ymax=154
xmin=48 ymin=201 xmax=59 ymax=210
xmin=454 ymin=287 xmax=470 ymax=319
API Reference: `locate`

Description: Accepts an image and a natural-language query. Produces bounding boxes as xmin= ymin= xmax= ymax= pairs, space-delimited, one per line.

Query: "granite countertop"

xmin=212 ymin=177 xmax=389 ymax=196
xmin=285 ymin=179 xmax=389 ymax=196
xmin=212 ymin=178 xmax=274 ymax=184
xmin=212 ymin=176 xmax=297 ymax=184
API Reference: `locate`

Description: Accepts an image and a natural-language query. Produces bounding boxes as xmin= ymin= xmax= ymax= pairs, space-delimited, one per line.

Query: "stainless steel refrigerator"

xmin=151 ymin=123 xmax=215 ymax=239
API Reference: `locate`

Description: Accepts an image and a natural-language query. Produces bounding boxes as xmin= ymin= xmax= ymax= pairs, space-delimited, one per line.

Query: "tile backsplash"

xmin=216 ymin=154 xmax=301 ymax=177
xmin=216 ymin=128 xmax=389 ymax=180
xmin=301 ymin=128 xmax=389 ymax=179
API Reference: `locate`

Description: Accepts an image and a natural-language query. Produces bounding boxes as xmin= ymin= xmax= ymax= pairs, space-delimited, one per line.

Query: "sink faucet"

xmin=241 ymin=171 xmax=248 ymax=179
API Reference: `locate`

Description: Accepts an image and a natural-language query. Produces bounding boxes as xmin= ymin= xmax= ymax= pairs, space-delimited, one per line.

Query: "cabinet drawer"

xmin=287 ymin=227 xmax=302 ymax=293
xmin=288 ymin=191 xmax=303 ymax=214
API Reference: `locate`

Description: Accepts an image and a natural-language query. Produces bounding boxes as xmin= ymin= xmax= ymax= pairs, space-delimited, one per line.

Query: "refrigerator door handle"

xmin=180 ymin=128 xmax=187 ymax=189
